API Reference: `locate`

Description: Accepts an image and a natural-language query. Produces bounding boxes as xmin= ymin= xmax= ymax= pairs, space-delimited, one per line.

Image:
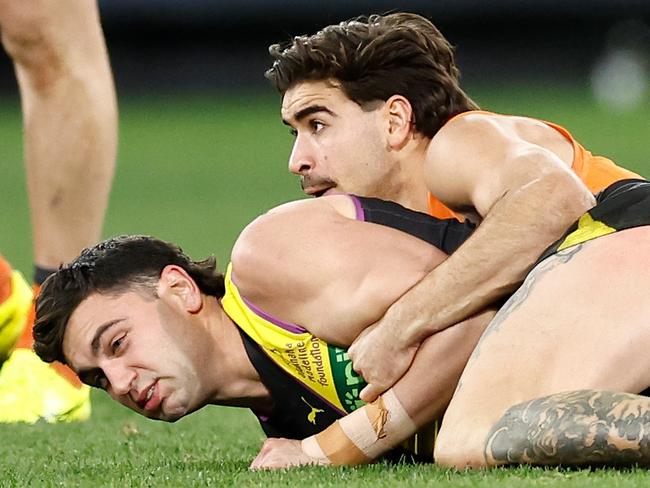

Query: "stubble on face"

xmin=148 ymin=298 xmax=212 ymax=420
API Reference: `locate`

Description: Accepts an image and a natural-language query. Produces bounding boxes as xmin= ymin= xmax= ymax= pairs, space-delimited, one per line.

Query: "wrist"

xmin=301 ymin=436 xmax=332 ymax=466
xmin=389 ymin=306 xmax=429 ymax=347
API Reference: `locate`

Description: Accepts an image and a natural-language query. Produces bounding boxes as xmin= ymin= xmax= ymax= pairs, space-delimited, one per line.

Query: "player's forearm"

xmin=395 ymin=172 xmax=594 ymax=344
xmin=303 ymin=310 xmax=493 ymax=464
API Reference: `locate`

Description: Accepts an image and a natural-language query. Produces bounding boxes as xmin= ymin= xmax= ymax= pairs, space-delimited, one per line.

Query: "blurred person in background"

xmin=0 ymin=0 xmax=117 ymax=423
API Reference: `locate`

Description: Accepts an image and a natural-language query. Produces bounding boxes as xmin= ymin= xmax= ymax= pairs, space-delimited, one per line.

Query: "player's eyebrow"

xmin=91 ymin=318 xmax=124 ymax=355
xmin=282 ymin=105 xmax=334 ymax=126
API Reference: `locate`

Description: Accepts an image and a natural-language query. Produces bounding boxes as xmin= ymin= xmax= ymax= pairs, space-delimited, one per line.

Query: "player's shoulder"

xmin=230 ymin=195 xmax=357 ymax=295
xmin=236 ymin=195 xmax=356 ymax=243
xmin=437 ymin=111 xmax=515 ymax=143
xmin=428 ymin=110 xmax=553 ymax=163
xmin=439 ymin=111 xmax=555 ymax=144
xmin=264 ymin=194 xmax=358 ymax=219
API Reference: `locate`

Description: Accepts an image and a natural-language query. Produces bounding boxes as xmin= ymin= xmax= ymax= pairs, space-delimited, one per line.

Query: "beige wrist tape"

xmin=302 ymin=390 xmax=417 ymax=465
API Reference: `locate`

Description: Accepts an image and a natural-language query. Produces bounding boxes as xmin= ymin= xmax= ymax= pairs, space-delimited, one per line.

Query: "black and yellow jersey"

xmin=221 ymin=195 xmax=475 ymax=457
xmin=536 ymin=179 xmax=650 ymax=264
xmin=222 ymin=264 xmax=365 ymax=437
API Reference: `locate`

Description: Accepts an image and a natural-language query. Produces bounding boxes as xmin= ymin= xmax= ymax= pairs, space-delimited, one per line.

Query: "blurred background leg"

xmin=0 ymin=0 xmax=117 ymax=423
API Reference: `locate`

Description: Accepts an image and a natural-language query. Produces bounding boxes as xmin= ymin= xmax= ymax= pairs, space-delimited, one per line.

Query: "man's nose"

xmin=288 ymin=136 xmax=315 ymax=175
xmin=104 ymin=361 xmax=135 ymax=397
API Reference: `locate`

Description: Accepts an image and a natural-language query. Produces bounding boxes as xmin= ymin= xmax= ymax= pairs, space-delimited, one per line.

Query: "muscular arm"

xmin=353 ymin=114 xmax=595 ymax=380
xmin=233 ymin=195 xmax=497 ymax=467
xmin=251 ymin=306 xmax=495 ymax=469
xmin=304 ymin=308 xmax=494 ymax=465
xmin=408 ymin=114 xmax=594 ymax=340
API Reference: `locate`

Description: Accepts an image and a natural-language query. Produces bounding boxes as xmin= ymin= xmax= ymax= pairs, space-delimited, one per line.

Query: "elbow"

xmin=554 ymin=172 xmax=595 ymax=221
xmin=507 ymin=169 xmax=595 ymax=263
xmin=529 ymin=169 xmax=595 ymax=225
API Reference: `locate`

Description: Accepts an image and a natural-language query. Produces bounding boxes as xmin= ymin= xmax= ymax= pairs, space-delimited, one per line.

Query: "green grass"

xmin=2 ymin=394 xmax=650 ymax=487
xmin=0 ymin=84 xmax=649 ymax=486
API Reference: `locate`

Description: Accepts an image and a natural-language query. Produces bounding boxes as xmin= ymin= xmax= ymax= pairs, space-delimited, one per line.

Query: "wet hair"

xmin=33 ymin=235 xmax=225 ymax=364
xmin=266 ymin=12 xmax=479 ymax=138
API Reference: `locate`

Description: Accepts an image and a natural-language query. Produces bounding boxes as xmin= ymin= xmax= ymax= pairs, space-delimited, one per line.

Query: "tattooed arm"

xmin=485 ymin=390 xmax=650 ymax=467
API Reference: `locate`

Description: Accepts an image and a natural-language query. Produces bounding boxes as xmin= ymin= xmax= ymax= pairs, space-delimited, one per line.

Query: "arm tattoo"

xmin=485 ymin=390 xmax=650 ymax=467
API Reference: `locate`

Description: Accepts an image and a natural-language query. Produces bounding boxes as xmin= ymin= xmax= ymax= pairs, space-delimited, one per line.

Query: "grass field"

xmin=0 ymin=83 xmax=649 ymax=486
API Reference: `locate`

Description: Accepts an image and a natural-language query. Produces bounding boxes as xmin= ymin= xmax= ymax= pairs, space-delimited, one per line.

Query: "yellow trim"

xmin=221 ymin=264 xmax=346 ymax=411
xmin=557 ymin=213 xmax=616 ymax=252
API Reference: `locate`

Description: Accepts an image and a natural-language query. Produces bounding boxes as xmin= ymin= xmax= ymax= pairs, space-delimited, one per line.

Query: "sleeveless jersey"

xmin=536 ymin=179 xmax=650 ymax=264
xmin=428 ymin=110 xmax=643 ymax=220
xmin=220 ymin=196 xmax=475 ymax=457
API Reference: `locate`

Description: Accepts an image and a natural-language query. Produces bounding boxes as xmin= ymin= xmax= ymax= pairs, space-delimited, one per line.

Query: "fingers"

xmin=359 ymin=383 xmax=383 ymax=403
xmin=249 ymin=453 xmax=264 ymax=470
xmin=249 ymin=438 xmax=311 ymax=471
xmin=249 ymin=439 xmax=274 ymax=470
xmin=347 ymin=327 xmax=368 ymax=363
xmin=250 ymin=442 xmax=285 ymax=470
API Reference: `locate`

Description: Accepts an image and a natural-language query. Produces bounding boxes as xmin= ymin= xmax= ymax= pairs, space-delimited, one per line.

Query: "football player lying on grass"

xmin=34 ymin=179 xmax=650 ymax=469
xmin=33 ymin=193 xmax=491 ymax=468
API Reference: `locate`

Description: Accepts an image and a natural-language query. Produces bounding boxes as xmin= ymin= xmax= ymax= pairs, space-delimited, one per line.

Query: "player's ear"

xmin=384 ymin=95 xmax=414 ymax=150
xmin=157 ymin=265 xmax=203 ymax=313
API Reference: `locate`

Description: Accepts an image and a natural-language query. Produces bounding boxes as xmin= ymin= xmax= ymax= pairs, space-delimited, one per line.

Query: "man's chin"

xmin=154 ymin=402 xmax=190 ymax=423
xmin=141 ymin=408 xmax=186 ymax=423
xmin=132 ymin=397 xmax=190 ymax=422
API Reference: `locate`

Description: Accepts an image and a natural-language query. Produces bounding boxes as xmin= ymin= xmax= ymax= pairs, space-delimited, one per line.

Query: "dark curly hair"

xmin=265 ymin=12 xmax=478 ymax=138
xmin=33 ymin=235 xmax=225 ymax=364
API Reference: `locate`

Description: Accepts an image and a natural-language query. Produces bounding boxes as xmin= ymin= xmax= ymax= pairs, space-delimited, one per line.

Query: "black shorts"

xmin=536 ymin=178 xmax=650 ymax=265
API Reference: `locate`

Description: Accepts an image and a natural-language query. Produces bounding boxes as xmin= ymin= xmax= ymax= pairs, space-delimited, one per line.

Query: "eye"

xmin=310 ymin=120 xmax=325 ymax=133
xmin=111 ymin=334 xmax=126 ymax=354
xmin=289 ymin=127 xmax=298 ymax=137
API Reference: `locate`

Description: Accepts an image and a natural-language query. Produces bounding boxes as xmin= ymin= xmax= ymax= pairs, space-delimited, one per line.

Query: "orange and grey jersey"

xmin=428 ymin=110 xmax=644 ymax=221
xmin=220 ymin=196 xmax=475 ymax=443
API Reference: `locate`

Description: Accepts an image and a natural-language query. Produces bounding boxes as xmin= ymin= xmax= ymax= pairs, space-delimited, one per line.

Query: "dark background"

xmin=1 ymin=1 xmax=648 ymax=274
xmin=1 ymin=1 xmax=649 ymax=95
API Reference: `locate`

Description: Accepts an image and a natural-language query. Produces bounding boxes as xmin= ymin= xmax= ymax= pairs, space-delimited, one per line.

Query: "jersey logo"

xmin=301 ymin=396 xmax=325 ymax=425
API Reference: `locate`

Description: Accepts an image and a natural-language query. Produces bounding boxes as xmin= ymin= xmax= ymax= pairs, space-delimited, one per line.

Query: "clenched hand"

xmin=348 ymin=316 xmax=420 ymax=402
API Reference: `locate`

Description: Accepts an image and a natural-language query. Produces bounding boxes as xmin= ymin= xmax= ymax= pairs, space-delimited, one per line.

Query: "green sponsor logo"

xmin=328 ymin=346 xmax=366 ymax=412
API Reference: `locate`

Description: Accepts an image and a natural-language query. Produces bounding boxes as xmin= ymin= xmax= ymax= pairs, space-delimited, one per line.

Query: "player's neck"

xmin=380 ymin=156 xmax=430 ymax=213
xmin=204 ymin=300 xmax=272 ymax=409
